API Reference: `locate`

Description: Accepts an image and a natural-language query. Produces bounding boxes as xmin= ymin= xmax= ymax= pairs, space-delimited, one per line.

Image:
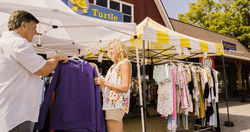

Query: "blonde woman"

xmin=93 ymin=40 xmax=132 ymax=132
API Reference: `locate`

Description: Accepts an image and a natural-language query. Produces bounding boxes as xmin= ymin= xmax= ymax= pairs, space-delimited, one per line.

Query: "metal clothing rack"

xmin=194 ymin=124 xmax=216 ymax=132
xmin=159 ymin=59 xmax=220 ymax=132
xmin=164 ymin=119 xmax=216 ymax=132
xmin=165 ymin=126 xmax=195 ymax=132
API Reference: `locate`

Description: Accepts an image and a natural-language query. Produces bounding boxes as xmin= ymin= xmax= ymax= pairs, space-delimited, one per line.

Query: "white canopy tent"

xmin=0 ymin=0 xmax=148 ymax=132
xmin=0 ymin=0 xmax=136 ymax=57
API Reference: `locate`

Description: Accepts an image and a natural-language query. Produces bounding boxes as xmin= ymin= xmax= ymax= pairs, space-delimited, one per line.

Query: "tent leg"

xmin=135 ymin=39 xmax=145 ymax=132
xmin=222 ymin=55 xmax=234 ymax=127
xmin=143 ymin=40 xmax=147 ymax=132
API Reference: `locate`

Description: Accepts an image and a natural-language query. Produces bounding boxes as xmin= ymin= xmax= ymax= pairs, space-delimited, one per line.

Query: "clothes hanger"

xmin=70 ymin=53 xmax=81 ymax=61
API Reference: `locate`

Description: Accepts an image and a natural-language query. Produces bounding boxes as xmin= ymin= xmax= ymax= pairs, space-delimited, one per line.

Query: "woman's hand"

xmin=89 ymin=62 xmax=102 ymax=77
xmin=89 ymin=62 xmax=98 ymax=71
xmin=94 ymin=77 xmax=105 ymax=90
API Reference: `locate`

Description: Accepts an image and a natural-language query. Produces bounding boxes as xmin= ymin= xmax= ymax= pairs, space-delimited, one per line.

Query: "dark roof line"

xmin=169 ymin=17 xmax=239 ymax=40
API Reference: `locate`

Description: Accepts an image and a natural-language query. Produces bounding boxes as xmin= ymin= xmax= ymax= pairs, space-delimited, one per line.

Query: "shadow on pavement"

xmin=219 ymin=113 xmax=250 ymax=132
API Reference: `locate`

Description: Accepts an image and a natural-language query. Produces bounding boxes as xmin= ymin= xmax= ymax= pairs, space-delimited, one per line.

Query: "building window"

xmin=123 ymin=15 xmax=131 ymax=22
xmin=96 ymin=0 xmax=107 ymax=7
xmin=122 ymin=4 xmax=131 ymax=15
xmin=110 ymin=1 xmax=120 ymax=11
xmin=92 ymin=0 xmax=134 ymax=22
xmin=122 ymin=3 xmax=132 ymax=22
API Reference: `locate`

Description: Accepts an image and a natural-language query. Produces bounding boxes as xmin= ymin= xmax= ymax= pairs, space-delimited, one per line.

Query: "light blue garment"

xmin=211 ymin=100 xmax=217 ymax=127
xmin=30 ymin=122 xmax=35 ymax=131
xmin=177 ymin=113 xmax=189 ymax=130
xmin=167 ymin=115 xmax=177 ymax=132
xmin=40 ymin=79 xmax=45 ymax=107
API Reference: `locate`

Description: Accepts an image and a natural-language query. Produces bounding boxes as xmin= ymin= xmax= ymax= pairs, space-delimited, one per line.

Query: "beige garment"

xmin=212 ymin=69 xmax=219 ymax=102
xmin=204 ymin=67 xmax=214 ymax=88
xmin=185 ymin=65 xmax=192 ymax=83
xmin=200 ymin=67 xmax=208 ymax=92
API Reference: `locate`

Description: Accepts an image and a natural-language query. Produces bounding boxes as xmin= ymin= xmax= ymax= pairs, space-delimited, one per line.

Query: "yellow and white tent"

xmin=126 ymin=17 xmax=224 ymax=64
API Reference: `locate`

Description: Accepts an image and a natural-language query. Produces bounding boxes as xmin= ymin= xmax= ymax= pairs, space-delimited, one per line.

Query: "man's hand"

xmin=54 ymin=54 xmax=69 ymax=63
xmin=35 ymin=54 xmax=68 ymax=76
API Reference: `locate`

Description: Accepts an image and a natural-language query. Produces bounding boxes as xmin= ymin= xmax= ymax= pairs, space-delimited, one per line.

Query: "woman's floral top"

xmin=102 ymin=59 xmax=131 ymax=114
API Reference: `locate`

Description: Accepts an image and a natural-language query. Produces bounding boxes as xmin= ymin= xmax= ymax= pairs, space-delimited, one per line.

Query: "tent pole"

xmin=222 ymin=55 xmax=234 ymax=127
xmin=135 ymin=38 xmax=145 ymax=132
xmin=143 ymin=40 xmax=147 ymax=132
xmin=38 ymin=18 xmax=41 ymax=45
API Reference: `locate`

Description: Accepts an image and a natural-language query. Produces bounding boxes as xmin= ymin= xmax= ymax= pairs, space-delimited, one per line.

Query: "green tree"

xmin=178 ymin=0 xmax=250 ymax=48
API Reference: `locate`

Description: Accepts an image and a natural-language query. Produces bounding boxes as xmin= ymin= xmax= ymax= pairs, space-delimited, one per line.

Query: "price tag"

xmin=98 ymin=52 xmax=104 ymax=62
xmin=47 ymin=51 xmax=56 ymax=59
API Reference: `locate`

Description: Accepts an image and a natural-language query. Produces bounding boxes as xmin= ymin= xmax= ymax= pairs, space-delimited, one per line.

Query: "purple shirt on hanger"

xmin=35 ymin=59 xmax=106 ymax=132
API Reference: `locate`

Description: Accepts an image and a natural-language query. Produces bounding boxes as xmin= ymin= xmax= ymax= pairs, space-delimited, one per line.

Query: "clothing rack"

xmin=155 ymin=60 xmax=220 ymax=132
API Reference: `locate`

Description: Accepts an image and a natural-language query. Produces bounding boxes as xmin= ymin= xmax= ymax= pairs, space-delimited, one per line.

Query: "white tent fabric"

xmin=0 ymin=0 xmax=146 ymax=131
xmin=0 ymin=0 xmax=136 ymax=57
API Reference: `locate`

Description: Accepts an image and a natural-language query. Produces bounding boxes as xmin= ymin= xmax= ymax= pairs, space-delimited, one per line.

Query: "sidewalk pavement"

xmin=218 ymin=97 xmax=250 ymax=132
xmin=123 ymin=97 xmax=250 ymax=132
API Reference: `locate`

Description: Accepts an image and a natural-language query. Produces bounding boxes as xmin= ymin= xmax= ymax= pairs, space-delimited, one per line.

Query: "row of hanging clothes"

xmin=153 ymin=60 xmax=220 ymax=132
xmin=39 ymin=73 xmax=54 ymax=132
xmin=130 ymin=78 xmax=158 ymax=104
xmin=129 ymin=78 xmax=158 ymax=115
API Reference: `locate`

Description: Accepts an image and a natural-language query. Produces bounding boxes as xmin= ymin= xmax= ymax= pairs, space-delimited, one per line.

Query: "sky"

xmin=161 ymin=0 xmax=219 ymax=20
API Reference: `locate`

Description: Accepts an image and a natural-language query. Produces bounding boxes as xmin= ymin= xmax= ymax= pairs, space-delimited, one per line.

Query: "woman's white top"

xmin=102 ymin=59 xmax=131 ymax=114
